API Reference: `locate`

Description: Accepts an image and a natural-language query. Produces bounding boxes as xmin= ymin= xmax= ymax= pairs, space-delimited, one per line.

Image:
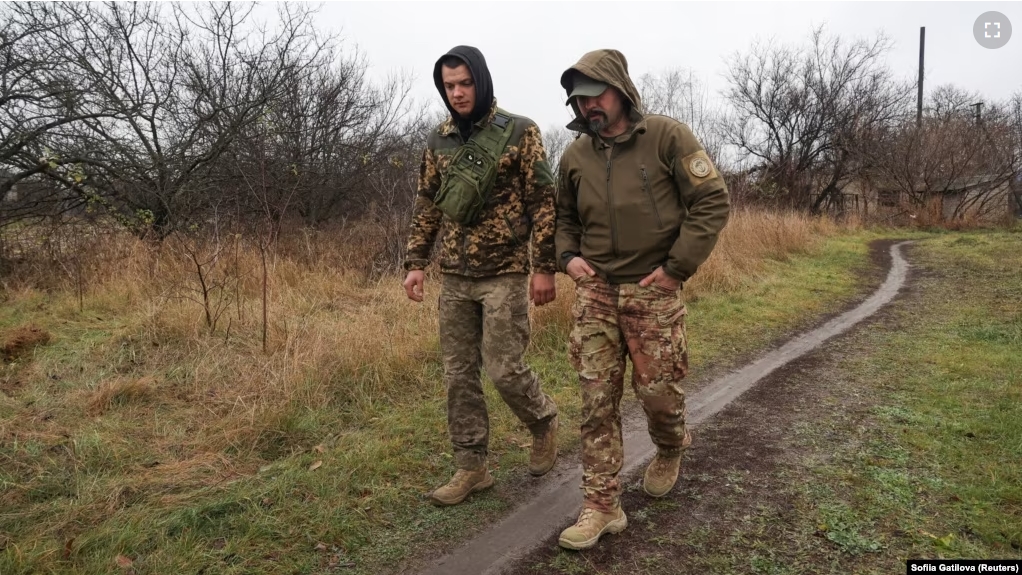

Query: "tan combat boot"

xmin=558 ymin=505 xmax=628 ymax=550
xmin=528 ymin=415 xmax=558 ymax=476
xmin=429 ymin=467 xmax=494 ymax=506
xmin=643 ymin=450 xmax=682 ymax=497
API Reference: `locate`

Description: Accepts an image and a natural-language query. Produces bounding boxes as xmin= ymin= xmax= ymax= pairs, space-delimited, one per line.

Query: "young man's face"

xmin=576 ymin=87 xmax=625 ymax=134
xmin=441 ymin=63 xmax=476 ymax=117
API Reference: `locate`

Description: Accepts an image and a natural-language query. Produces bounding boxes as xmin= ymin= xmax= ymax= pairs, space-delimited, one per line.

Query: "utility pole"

xmin=917 ymin=26 xmax=925 ymax=127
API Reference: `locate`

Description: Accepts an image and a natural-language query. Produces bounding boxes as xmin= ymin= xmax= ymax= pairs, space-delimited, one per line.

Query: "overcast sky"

xmin=296 ymin=1 xmax=1020 ymax=133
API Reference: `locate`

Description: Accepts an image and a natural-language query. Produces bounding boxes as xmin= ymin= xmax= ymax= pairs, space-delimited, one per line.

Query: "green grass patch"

xmin=527 ymin=229 xmax=1021 ymax=575
xmin=777 ymin=230 xmax=1022 ymax=568
xmin=0 ymin=229 xmax=892 ymax=574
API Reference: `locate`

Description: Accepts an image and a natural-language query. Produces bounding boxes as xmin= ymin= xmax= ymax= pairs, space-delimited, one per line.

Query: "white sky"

xmin=285 ymin=1 xmax=1021 ymax=133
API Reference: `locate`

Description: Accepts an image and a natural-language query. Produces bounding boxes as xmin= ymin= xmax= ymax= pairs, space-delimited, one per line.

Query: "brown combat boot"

xmin=643 ymin=450 xmax=682 ymax=497
xmin=430 ymin=467 xmax=494 ymax=506
xmin=558 ymin=505 xmax=628 ymax=550
xmin=528 ymin=415 xmax=558 ymax=476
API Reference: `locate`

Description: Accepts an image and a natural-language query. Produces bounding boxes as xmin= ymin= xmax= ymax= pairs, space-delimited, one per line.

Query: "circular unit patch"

xmin=690 ymin=157 xmax=712 ymax=178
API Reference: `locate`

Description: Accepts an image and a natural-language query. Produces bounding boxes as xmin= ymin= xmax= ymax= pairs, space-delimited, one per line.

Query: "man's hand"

xmin=403 ymin=270 xmax=425 ymax=302
xmin=530 ymin=273 xmax=556 ymax=306
xmin=566 ymin=257 xmax=596 ymax=281
xmin=639 ymin=266 xmax=681 ymax=291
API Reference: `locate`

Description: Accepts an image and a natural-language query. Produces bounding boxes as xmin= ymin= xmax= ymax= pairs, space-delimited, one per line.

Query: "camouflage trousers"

xmin=569 ymin=276 xmax=692 ymax=512
xmin=439 ymin=273 xmax=558 ymax=471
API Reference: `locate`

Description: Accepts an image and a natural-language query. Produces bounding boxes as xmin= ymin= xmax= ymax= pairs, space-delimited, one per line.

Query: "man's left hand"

xmin=639 ymin=266 xmax=681 ymax=291
xmin=530 ymin=273 xmax=557 ymax=306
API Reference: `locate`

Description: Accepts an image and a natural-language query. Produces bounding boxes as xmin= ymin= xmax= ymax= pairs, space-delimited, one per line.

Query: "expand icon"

xmin=974 ymin=11 xmax=1012 ymax=49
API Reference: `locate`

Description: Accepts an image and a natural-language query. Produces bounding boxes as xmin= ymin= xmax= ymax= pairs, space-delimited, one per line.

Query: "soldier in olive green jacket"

xmin=555 ymin=48 xmax=730 ymax=550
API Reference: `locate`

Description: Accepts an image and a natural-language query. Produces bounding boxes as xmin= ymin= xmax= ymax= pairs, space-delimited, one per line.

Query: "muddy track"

xmin=416 ymin=241 xmax=912 ymax=575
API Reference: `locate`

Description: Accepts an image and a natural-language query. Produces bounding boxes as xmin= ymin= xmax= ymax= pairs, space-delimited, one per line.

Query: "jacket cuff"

xmin=532 ymin=264 xmax=558 ymax=275
xmin=663 ymin=262 xmax=691 ymax=282
xmin=403 ymin=259 xmax=429 ymax=272
xmin=559 ymin=251 xmax=578 ymax=273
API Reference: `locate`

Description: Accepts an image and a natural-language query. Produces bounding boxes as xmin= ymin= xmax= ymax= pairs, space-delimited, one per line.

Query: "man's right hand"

xmin=566 ymin=257 xmax=596 ymax=281
xmin=403 ymin=270 xmax=425 ymax=302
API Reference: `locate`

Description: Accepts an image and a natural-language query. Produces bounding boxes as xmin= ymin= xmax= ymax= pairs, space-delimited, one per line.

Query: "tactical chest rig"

xmin=433 ymin=109 xmax=515 ymax=226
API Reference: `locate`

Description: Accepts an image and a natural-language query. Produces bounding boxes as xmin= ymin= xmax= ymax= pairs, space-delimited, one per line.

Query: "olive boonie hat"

xmin=566 ymin=73 xmax=608 ymax=104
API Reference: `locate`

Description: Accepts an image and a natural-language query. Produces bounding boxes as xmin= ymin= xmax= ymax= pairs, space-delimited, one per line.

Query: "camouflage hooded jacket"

xmin=403 ymin=100 xmax=558 ymax=277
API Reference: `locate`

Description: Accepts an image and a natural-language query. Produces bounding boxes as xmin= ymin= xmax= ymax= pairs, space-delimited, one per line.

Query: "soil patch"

xmin=503 ymin=241 xmax=925 ymax=574
xmin=407 ymin=239 xmax=909 ymax=575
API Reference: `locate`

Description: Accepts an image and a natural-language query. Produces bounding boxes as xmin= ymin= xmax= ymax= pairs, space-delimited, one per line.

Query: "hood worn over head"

xmin=560 ymin=49 xmax=644 ymax=136
xmin=433 ymin=45 xmax=495 ymax=136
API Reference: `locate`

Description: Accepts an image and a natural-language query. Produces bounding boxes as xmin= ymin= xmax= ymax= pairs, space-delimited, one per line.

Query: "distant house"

xmin=837 ymin=172 xmax=1019 ymax=222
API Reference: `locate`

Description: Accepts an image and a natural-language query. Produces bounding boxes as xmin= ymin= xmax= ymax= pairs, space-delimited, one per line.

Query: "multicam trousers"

xmin=569 ymin=275 xmax=692 ymax=512
xmin=439 ymin=273 xmax=558 ymax=471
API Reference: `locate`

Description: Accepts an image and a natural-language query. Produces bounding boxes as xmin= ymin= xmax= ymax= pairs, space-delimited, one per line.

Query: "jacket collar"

xmin=571 ymin=111 xmax=648 ymax=150
xmin=438 ymin=99 xmax=499 ymax=136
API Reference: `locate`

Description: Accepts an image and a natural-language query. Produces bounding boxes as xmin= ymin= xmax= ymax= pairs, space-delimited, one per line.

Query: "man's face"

xmin=441 ymin=63 xmax=476 ymax=117
xmin=576 ymin=87 xmax=625 ymax=134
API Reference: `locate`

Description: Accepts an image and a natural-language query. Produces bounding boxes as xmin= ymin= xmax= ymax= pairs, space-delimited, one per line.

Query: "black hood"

xmin=433 ymin=45 xmax=494 ymax=128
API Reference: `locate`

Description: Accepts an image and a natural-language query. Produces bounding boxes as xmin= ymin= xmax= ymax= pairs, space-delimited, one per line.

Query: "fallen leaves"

xmin=114 ymin=554 xmax=137 ymax=574
xmin=313 ymin=542 xmax=355 ymax=570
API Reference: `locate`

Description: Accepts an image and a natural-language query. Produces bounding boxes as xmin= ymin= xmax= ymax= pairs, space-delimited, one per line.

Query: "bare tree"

xmin=864 ymin=86 xmax=1020 ymax=222
xmin=262 ymin=66 xmax=415 ymax=228
xmin=3 ymin=2 xmax=329 ymax=237
xmin=346 ymin=104 xmax=453 ymax=276
xmin=720 ymin=26 xmax=911 ymax=211
xmin=542 ymin=124 xmax=577 ymax=175
xmin=1011 ymin=91 xmax=1022 ymax=217
xmin=0 ymin=3 xmax=127 ymax=226
xmin=2 ymin=1 xmax=521 ymax=243
xmin=929 ymin=84 xmax=984 ymax=123
xmin=639 ymin=67 xmax=728 ymax=170
xmin=640 ymin=68 xmax=697 ymax=124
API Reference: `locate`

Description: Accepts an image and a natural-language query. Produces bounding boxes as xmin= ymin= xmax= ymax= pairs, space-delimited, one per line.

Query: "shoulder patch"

xmin=681 ymin=150 xmax=718 ymax=184
xmin=691 ymin=157 xmax=711 ymax=178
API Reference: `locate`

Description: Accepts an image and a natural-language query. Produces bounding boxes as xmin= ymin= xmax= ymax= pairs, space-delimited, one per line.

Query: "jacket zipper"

xmin=607 ymin=152 xmax=619 ymax=258
xmin=641 ymin=165 xmax=662 ymax=227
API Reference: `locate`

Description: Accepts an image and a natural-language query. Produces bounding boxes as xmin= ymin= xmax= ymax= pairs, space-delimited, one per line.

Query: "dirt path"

xmin=416 ymin=241 xmax=911 ymax=575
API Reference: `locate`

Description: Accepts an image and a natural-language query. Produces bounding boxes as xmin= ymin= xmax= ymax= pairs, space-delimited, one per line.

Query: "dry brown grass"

xmin=1 ymin=323 xmax=51 ymax=362
xmin=0 ymin=208 xmax=888 ymax=574
xmin=1 ymin=209 xmax=846 ymax=406
xmin=0 ymin=208 xmax=850 ymax=494
xmin=681 ymin=207 xmax=848 ymax=299
xmin=86 ymin=376 xmax=158 ymax=416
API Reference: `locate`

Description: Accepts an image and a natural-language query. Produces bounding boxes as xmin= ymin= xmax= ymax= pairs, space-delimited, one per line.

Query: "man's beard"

xmin=587 ymin=112 xmax=607 ymax=133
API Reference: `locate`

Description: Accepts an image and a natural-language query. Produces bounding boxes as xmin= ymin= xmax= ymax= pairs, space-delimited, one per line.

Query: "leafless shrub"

xmin=720 ymin=26 xmax=912 ymax=212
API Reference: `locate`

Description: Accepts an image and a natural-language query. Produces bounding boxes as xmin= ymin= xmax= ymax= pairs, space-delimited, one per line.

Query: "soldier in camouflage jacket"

xmin=402 ymin=45 xmax=560 ymax=506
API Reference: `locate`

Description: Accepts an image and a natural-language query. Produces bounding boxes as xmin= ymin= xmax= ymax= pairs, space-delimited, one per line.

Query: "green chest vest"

xmin=432 ymin=109 xmax=515 ymax=226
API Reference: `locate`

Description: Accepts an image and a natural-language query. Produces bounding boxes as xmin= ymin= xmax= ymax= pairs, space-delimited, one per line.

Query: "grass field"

xmin=5 ymin=213 xmax=1014 ymax=574
xmin=520 ymin=228 xmax=1022 ymax=575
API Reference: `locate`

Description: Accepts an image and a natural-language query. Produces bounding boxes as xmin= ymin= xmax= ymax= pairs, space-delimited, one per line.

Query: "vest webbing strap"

xmin=468 ymin=109 xmax=514 ymax=162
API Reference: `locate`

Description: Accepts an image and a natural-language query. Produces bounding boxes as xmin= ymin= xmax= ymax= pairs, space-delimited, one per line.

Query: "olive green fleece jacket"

xmin=555 ymin=49 xmax=730 ymax=284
